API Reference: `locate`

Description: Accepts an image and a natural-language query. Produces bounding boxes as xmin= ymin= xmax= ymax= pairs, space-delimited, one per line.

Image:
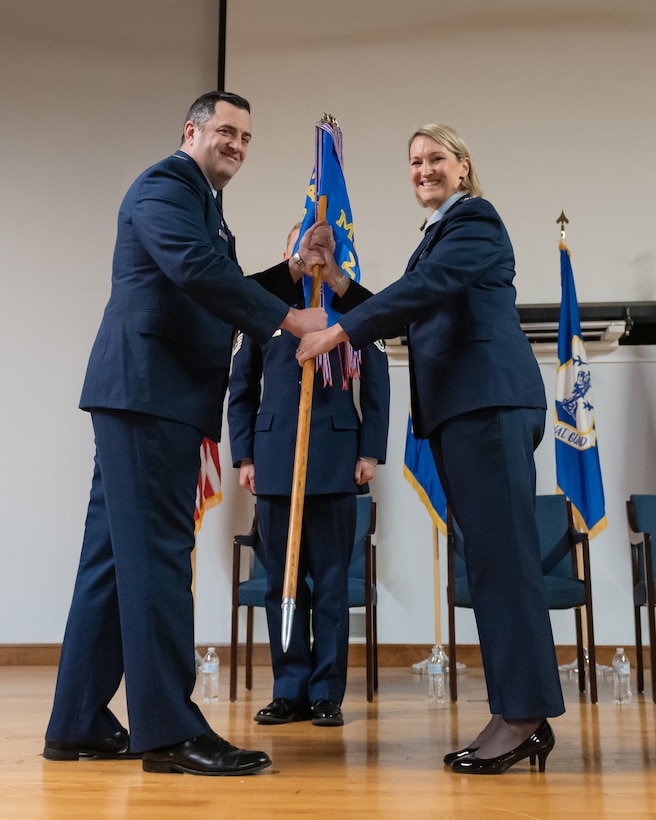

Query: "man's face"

xmin=183 ymin=101 xmax=252 ymax=190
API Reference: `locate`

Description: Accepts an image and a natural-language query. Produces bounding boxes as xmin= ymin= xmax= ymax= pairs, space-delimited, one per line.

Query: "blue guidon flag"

xmin=294 ymin=114 xmax=361 ymax=387
xmin=403 ymin=412 xmax=447 ymax=535
xmin=555 ymin=241 xmax=607 ymax=537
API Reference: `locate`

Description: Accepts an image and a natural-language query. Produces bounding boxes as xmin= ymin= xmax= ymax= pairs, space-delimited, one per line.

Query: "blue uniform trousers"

xmin=256 ymin=494 xmax=356 ymax=705
xmin=429 ymin=406 xmax=565 ymax=720
xmin=46 ymin=410 xmax=210 ymax=752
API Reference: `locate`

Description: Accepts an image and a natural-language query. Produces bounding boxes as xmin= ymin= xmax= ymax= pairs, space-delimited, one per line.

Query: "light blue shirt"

xmin=424 ymin=190 xmax=467 ymax=231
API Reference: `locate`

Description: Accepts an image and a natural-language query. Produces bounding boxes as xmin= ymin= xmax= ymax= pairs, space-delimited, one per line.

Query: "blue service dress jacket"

xmin=227 ymin=282 xmax=390 ymax=494
xmin=79 ymin=149 xmax=295 ymax=441
xmin=337 ymin=195 xmax=546 ymax=436
xmin=46 ymin=150 xmax=316 ymax=753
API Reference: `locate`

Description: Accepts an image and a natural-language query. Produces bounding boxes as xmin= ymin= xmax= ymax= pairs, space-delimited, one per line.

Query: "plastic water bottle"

xmin=201 ymin=647 xmax=220 ymax=703
xmin=612 ymin=647 xmax=632 ymax=705
xmin=427 ymin=645 xmax=447 ymax=709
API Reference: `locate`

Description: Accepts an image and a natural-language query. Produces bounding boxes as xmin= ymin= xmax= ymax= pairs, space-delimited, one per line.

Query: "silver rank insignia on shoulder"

xmin=374 ymin=339 xmax=386 ymax=352
xmin=233 ymin=330 xmax=244 ymax=354
xmin=218 ymin=228 xmax=228 ymax=241
xmin=272 ymin=328 xmax=282 ymax=337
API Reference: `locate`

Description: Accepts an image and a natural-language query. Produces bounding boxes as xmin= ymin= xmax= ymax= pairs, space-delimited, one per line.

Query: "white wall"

xmin=223 ymin=5 xmax=656 ymax=306
xmin=0 ymin=0 xmax=218 ymax=641
xmin=1 ymin=1 xmax=655 ymax=652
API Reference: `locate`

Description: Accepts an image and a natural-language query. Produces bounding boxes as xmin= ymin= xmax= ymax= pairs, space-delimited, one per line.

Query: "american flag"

xmin=194 ymin=438 xmax=222 ymax=534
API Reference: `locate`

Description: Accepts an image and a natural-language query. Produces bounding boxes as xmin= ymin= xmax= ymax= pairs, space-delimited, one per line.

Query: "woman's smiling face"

xmin=409 ymin=135 xmax=470 ymax=212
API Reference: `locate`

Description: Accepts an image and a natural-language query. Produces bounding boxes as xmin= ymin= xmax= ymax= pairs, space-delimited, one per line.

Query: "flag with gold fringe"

xmin=403 ymin=413 xmax=447 ymax=535
xmin=194 ymin=438 xmax=222 ymax=535
xmin=294 ymin=115 xmax=360 ymax=387
xmin=555 ymin=241 xmax=606 ymax=537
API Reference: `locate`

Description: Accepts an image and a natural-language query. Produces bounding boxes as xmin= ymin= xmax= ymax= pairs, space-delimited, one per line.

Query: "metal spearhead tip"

xmin=281 ymin=597 xmax=296 ymax=653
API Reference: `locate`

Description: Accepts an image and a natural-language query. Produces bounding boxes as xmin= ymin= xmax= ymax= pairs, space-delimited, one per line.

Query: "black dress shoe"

xmin=43 ymin=729 xmax=141 ymax=760
xmin=142 ymin=730 xmax=271 ymax=776
xmin=443 ymin=746 xmax=478 ymax=766
xmin=451 ymin=720 xmax=555 ymax=775
xmin=311 ymin=700 xmax=344 ymax=726
xmin=254 ymin=698 xmax=312 ymax=725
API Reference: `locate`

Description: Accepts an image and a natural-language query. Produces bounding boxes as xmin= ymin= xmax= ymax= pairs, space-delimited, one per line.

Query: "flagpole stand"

xmin=412 ymin=651 xmax=467 ymax=675
xmin=411 ymin=527 xmax=467 ymax=677
xmin=558 ymin=648 xmax=612 ymax=678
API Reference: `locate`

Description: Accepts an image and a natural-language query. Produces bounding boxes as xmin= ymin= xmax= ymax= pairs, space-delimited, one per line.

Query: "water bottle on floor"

xmin=612 ymin=647 xmax=632 ymax=705
xmin=201 ymin=646 xmax=220 ymax=703
xmin=427 ymin=645 xmax=447 ymax=709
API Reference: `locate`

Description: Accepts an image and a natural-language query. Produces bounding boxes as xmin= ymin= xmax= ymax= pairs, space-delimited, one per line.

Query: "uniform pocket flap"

xmin=331 ymin=412 xmax=359 ymax=431
xmin=254 ymin=412 xmax=274 ymax=432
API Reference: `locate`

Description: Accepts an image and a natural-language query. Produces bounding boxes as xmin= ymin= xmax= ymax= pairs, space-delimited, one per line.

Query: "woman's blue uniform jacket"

xmin=337 ymin=196 xmax=546 ymax=440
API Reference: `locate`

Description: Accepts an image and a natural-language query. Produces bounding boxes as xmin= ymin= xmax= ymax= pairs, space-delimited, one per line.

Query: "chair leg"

xmin=650 ymin=622 xmax=656 ymax=705
xmin=447 ymin=593 xmax=458 ymax=702
xmin=364 ymin=597 xmax=374 ymax=702
xmin=229 ymin=604 xmax=239 ymax=703
xmin=645 ymin=538 xmax=656 ymax=703
xmin=246 ymin=607 xmax=254 ymax=691
xmin=373 ymin=601 xmax=379 ymax=693
xmin=574 ymin=608 xmax=586 ymax=694
xmin=648 ymin=601 xmax=656 ymax=704
xmin=635 ymin=605 xmax=644 ymax=694
xmin=230 ymin=537 xmax=241 ymax=703
xmin=372 ymin=553 xmax=379 ymax=693
xmin=585 ymin=607 xmax=598 ymax=704
xmin=365 ymin=609 xmax=374 ymax=703
xmin=364 ymin=532 xmax=377 ymax=701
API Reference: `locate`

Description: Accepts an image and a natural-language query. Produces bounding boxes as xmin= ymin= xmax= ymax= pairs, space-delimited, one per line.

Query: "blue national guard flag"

xmin=555 ymin=241 xmax=607 ymax=537
xmin=294 ymin=116 xmax=360 ymax=386
xmin=403 ymin=413 xmax=447 ymax=535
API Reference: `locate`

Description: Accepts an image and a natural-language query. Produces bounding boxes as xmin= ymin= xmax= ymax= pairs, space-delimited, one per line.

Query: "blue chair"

xmin=229 ymin=496 xmax=378 ymax=701
xmin=626 ymin=494 xmax=656 ymax=702
xmin=446 ymin=493 xmax=597 ymax=702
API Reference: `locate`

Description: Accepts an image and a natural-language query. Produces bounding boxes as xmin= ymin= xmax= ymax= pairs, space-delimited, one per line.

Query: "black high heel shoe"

xmin=450 ymin=720 xmax=554 ymax=775
xmin=443 ymin=746 xmax=478 ymax=766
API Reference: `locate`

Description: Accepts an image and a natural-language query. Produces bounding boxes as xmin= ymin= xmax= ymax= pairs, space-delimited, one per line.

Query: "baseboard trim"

xmin=0 ymin=644 xmax=63 ymax=666
xmin=0 ymin=643 xmax=647 ymax=669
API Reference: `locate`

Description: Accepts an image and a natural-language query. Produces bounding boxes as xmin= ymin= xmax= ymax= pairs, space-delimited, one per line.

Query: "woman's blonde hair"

xmin=408 ymin=124 xmax=482 ymax=198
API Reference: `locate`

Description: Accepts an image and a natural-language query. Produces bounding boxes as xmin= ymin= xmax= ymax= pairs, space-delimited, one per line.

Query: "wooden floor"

xmin=1 ymin=663 xmax=655 ymax=819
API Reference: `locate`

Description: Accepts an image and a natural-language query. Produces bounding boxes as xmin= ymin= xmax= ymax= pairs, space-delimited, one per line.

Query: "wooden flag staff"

xmin=281 ymin=195 xmax=328 ymax=652
xmin=555 ymin=209 xmax=601 ymax=692
xmin=432 ymin=526 xmax=441 ymax=647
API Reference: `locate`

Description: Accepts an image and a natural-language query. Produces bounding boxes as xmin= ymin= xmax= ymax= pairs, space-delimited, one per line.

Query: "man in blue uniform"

xmin=228 ymin=225 xmax=389 ymax=727
xmin=43 ymin=92 xmax=327 ymax=776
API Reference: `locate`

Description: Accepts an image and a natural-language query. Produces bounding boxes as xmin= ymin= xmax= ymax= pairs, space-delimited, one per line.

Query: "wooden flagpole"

xmin=281 ymin=195 xmax=327 ymax=652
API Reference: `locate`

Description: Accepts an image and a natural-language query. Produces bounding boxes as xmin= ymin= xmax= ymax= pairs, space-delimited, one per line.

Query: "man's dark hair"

xmin=183 ymin=91 xmax=250 ymax=132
